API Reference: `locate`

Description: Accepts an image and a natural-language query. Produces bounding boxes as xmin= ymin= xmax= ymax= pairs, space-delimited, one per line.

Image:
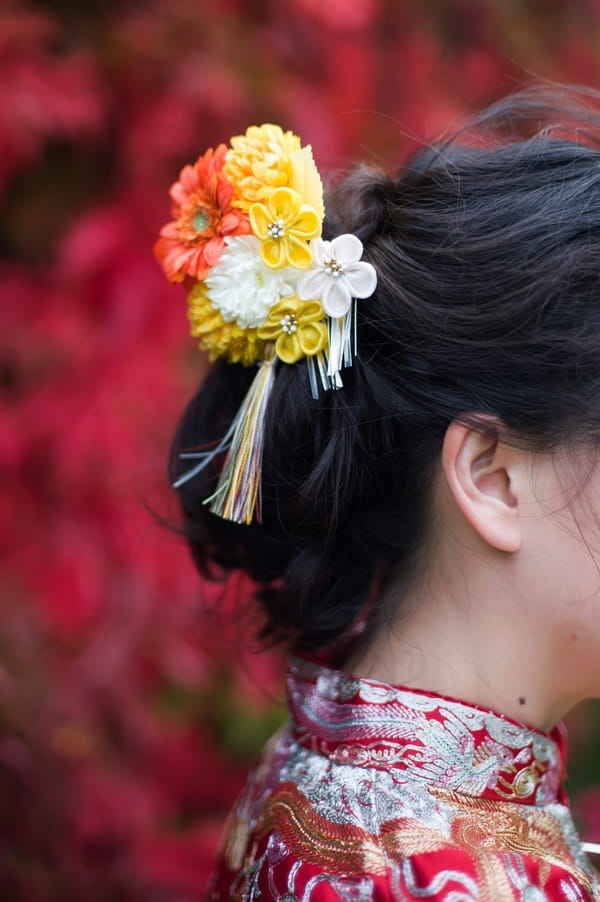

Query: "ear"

xmin=441 ymin=419 xmax=521 ymax=553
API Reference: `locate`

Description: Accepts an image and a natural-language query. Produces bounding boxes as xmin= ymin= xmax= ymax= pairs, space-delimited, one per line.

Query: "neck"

xmin=348 ymin=553 xmax=576 ymax=733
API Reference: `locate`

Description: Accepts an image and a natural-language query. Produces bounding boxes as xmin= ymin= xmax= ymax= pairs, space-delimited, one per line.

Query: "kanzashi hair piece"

xmin=156 ymin=123 xmax=377 ymax=525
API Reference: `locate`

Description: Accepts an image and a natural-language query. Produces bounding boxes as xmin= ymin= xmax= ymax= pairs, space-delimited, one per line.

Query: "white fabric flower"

xmin=297 ymin=234 xmax=377 ymax=318
xmin=205 ymin=235 xmax=297 ymax=329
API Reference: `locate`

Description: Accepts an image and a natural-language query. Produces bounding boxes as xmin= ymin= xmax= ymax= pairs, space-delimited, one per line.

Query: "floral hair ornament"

xmin=155 ymin=123 xmax=377 ymax=525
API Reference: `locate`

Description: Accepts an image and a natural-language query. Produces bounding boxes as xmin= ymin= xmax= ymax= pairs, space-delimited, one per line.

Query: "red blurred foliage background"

xmin=2 ymin=0 xmax=600 ymax=897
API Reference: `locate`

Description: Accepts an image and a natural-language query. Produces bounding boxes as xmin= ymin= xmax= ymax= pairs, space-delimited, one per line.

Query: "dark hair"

xmin=170 ymin=86 xmax=600 ymax=657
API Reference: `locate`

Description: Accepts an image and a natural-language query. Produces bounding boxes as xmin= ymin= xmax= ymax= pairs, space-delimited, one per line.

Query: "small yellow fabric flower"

xmin=257 ymin=296 xmax=327 ymax=364
xmin=250 ymin=187 xmax=321 ymax=270
xmin=187 ymin=282 xmax=264 ymax=366
xmin=224 ymin=124 xmax=301 ymax=211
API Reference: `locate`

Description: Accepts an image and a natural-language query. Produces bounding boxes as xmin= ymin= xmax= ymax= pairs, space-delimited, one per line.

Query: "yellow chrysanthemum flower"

xmin=187 ymin=282 xmax=264 ymax=366
xmin=250 ymin=187 xmax=321 ymax=270
xmin=224 ymin=124 xmax=301 ymax=211
xmin=257 ymin=296 xmax=327 ymax=364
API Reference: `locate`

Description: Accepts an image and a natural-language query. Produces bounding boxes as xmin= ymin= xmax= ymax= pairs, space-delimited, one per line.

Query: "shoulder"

xmin=209 ymin=723 xmax=598 ymax=902
xmin=211 ymin=774 xmax=599 ymax=901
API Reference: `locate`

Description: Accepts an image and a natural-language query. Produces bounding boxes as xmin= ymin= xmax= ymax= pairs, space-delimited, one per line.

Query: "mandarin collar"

xmin=286 ymin=657 xmax=567 ymax=807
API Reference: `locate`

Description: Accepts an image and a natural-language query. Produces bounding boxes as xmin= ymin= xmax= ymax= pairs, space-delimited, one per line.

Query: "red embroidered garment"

xmin=210 ymin=657 xmax=600 ymax=901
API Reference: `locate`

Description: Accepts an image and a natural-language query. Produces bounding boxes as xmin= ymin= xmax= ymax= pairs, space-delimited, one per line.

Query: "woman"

xmin=158 ymin=87 xmax=600 ymax=900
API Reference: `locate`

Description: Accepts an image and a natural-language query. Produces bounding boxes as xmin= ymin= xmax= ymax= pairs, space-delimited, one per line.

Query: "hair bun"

xmin=325 ymin=165 xmax=396 ymax=245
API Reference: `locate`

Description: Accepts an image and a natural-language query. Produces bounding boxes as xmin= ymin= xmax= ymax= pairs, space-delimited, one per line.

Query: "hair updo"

xmin=170 ymin=86 xmax=600 ymax=658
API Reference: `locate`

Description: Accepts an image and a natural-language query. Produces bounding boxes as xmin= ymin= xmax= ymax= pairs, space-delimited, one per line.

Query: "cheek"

xmin=523 ymin=496 xmax=600 ymax=628
xmin=548 ymin=505 xmax=600 ymax=686
xmin=549 ymin=510 xmax=600 ymax=606
xmin=522 ymin=457 xmax=600 ymax=693
xmin=558 ymin=611 xmax=600 ymax=698
xmin=536 ymin=459 xmax=600 ymax=589
xmin=563 ymin=475 xmax=600 ymax=574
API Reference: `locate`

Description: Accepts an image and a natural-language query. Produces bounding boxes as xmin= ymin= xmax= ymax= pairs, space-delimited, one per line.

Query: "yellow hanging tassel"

xmin=205 ymin=346 xmax=278 ymax=525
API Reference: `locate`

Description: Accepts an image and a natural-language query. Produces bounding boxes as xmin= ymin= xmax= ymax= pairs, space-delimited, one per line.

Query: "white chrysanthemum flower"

xmin=205 ymin=235 xmax=297 ymax=329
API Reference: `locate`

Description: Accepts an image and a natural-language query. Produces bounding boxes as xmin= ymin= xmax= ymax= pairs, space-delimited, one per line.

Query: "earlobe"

xmin=441 ymin=419 xmax=522 ymax=553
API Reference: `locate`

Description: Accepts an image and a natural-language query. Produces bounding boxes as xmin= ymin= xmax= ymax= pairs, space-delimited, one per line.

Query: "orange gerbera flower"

xmin=154 ymin=145 xmax=250 ymax=283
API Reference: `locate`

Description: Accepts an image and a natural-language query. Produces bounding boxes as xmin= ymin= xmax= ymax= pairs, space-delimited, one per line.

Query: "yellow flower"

xmin=224 ymin=124 xmax=301 ymax=211
xmin=225 ymin=124 xmax=325 ymax=219
xmin=187 ymin=282 xmax=264 ymax=366
xmin=289 ymin=146 xmax=324 ymax=221
xmin=250 ymin=187 xmax=321 ymax=269
xmin=257 ymin=296 xmax=327 ymax=364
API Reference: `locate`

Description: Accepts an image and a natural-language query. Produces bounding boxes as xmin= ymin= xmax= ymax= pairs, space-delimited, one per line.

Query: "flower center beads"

xmin=325 ymin=257 xmax=344 ymax=278
xmin=267 ymin=218 xmax=285 ymax=239
xmin=280 ymin=313 xmax=298 ymax=334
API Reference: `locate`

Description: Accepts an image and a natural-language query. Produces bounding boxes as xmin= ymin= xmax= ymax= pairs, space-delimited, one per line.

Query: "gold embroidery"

xmin=431 ymin=787 xmax=596 ymax=897
xmin=249 ymin=781 xmax=597 ymax=901
xmin=255 ymin=783 xmax=521 ymax=900
xmin=495 ymin=760 xmax=546 ymax=801
xmin=223 ymin=811 xmax=253 ymax=874
xmin=379 ymin=815 xmax=516 ymax=902
xmin=539 ymin=859 xmax=551 ymax=887
xmin=255 ymin=782 xmax=389 ymax=876
xmin=223 ymin=730 xmax=285 ymax=873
